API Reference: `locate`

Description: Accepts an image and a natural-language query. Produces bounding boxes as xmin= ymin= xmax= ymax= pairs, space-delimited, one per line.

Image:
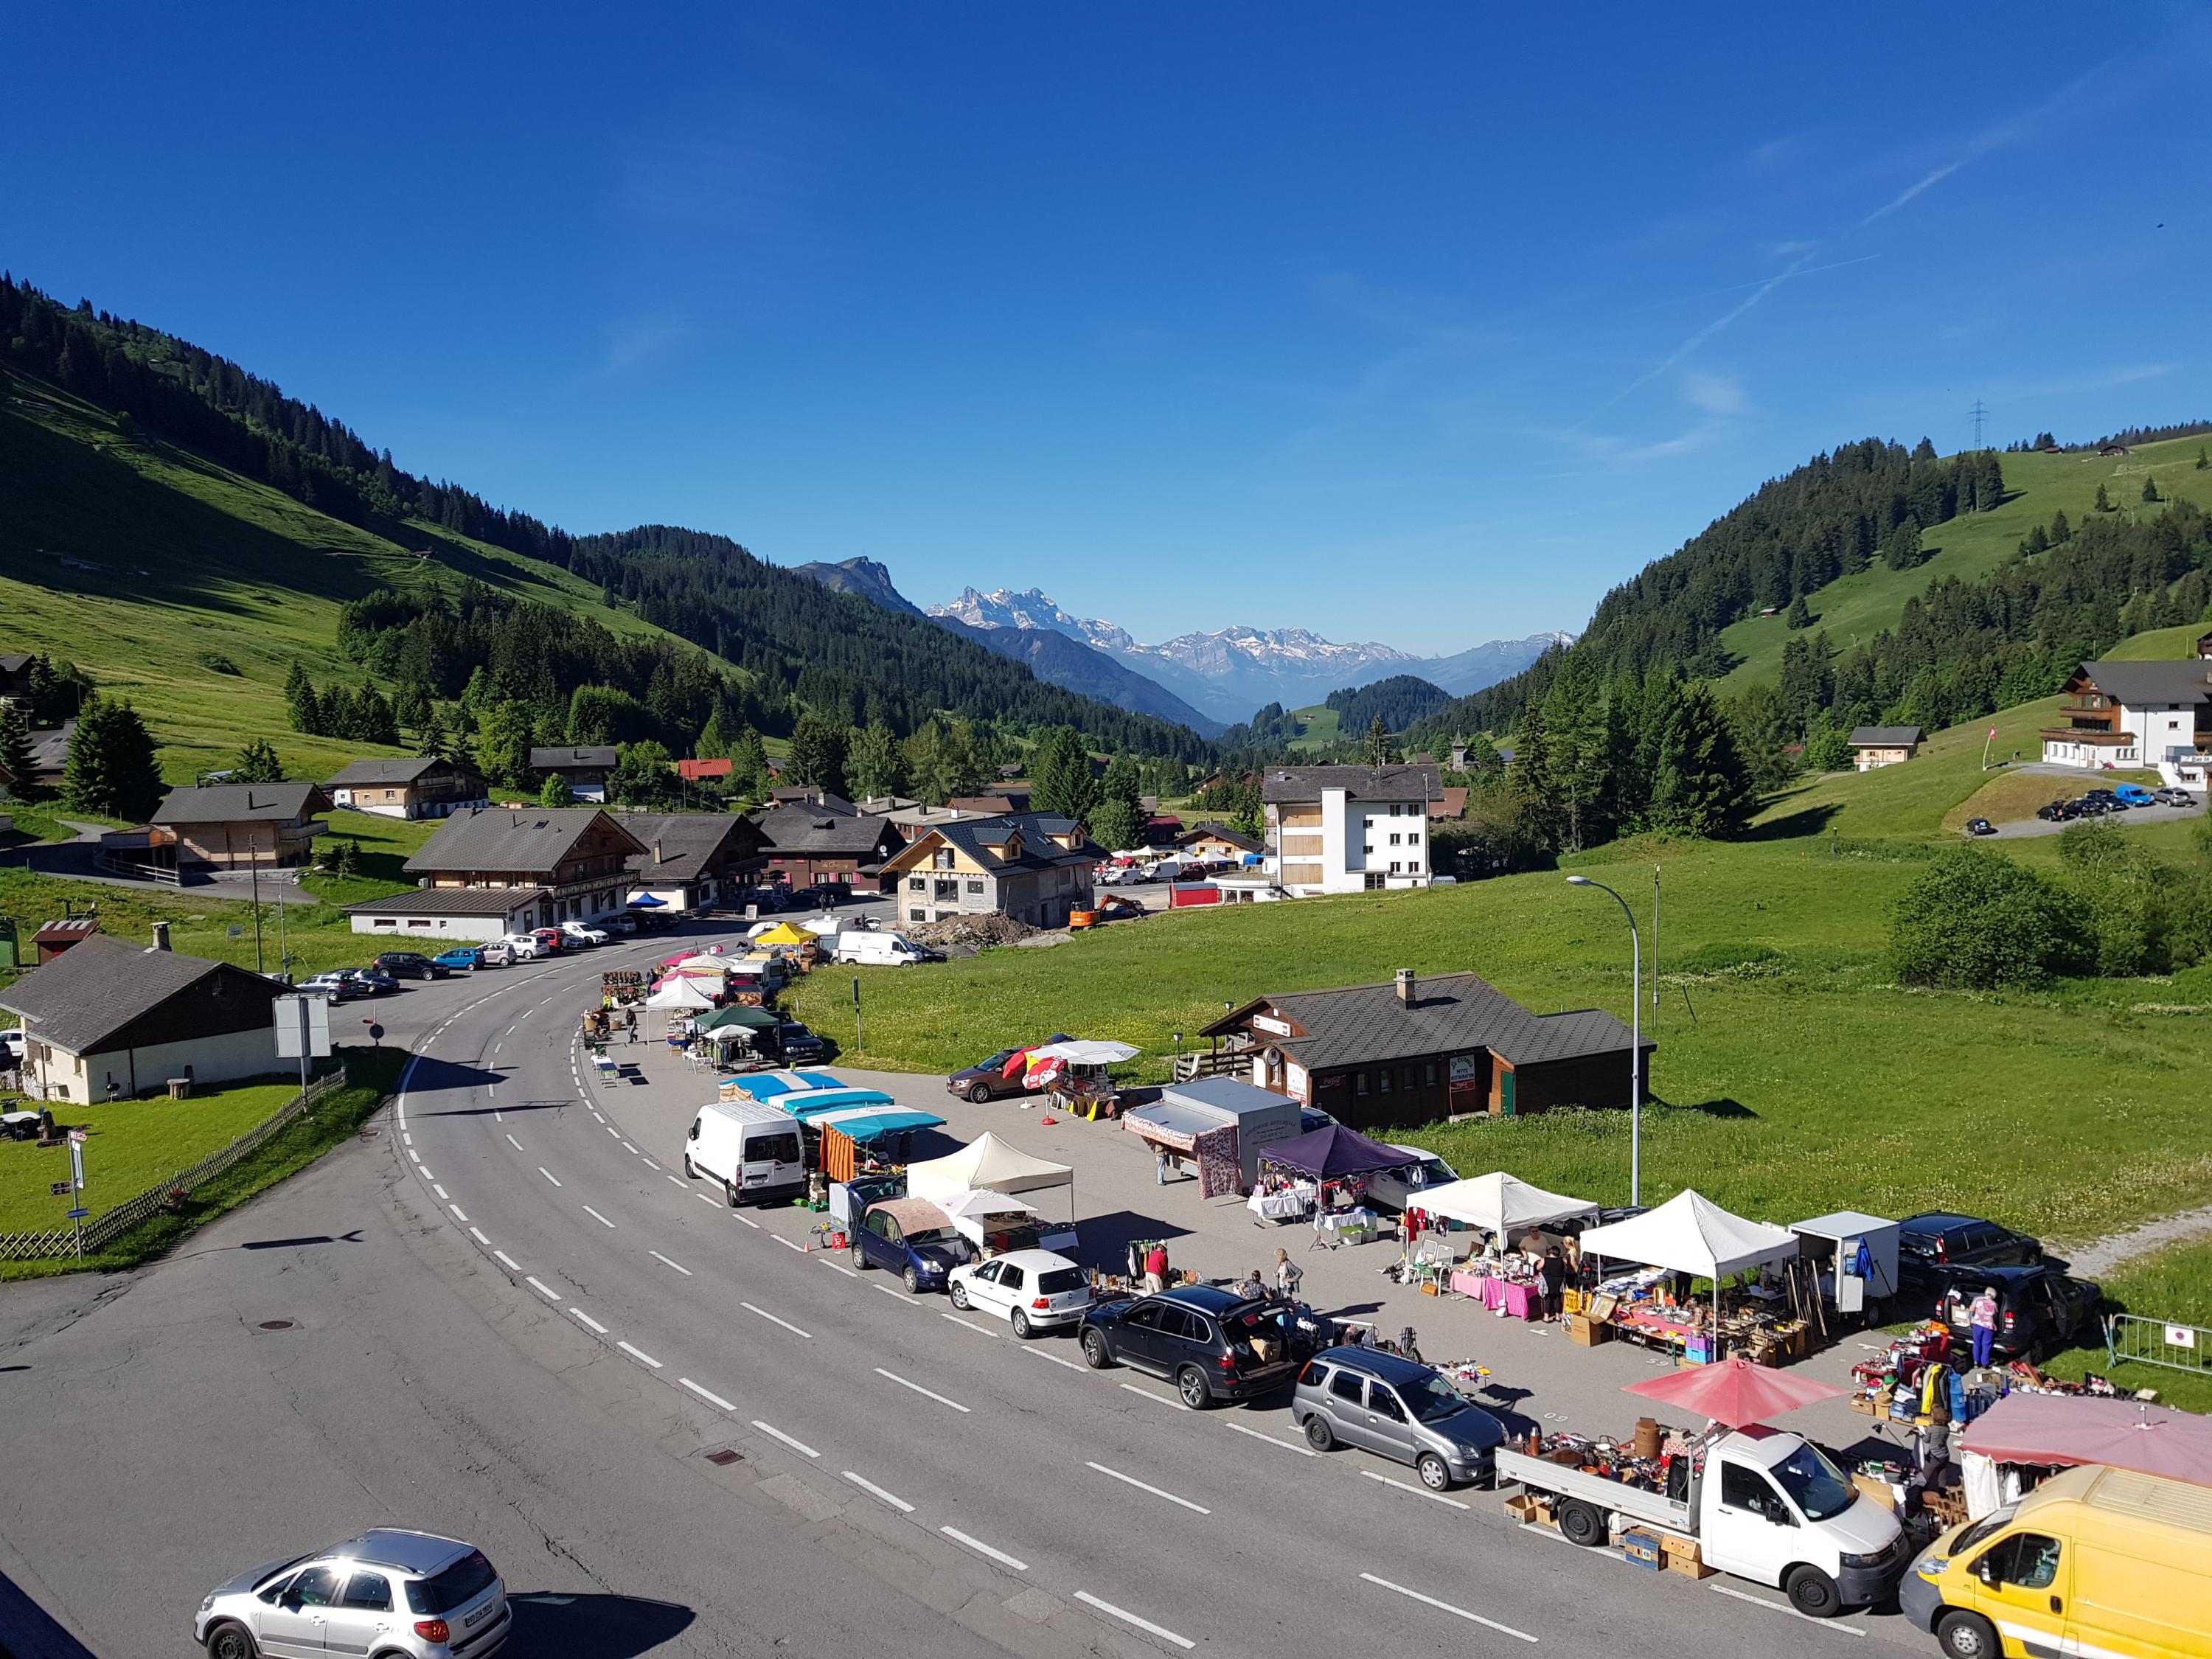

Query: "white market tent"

xmin=938 ymin=1188 xmax=1041 ymax=1222
xmin=1025 ymin=1040 xmax=1140 ymax=1065
xmin=1416 ymin=1172 xmax=1598 ymax=1237
xmin=644 ymin=977 xmax=716 ymax=1010
xmin=1578 ymin=1189 xmax=1800 ymax=1278
xmin=907 ymin=1133 xmax=1076 ymax=1220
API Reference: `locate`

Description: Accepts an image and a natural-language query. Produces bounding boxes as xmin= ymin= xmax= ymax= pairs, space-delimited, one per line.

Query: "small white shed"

xmin=1790 ymin=1210 xmax=1900 ymax=1312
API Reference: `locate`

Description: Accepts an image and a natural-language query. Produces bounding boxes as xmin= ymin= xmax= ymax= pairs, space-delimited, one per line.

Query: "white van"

xmin=684 ymin=1099 xmax=806 ymax=1206
xmin=833 ymin=932 xmax=935 ymax=967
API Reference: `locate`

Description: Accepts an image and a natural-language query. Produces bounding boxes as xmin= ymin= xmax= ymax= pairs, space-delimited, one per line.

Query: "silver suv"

xmin=195 ymin=1529 xmax=507 ymax=1659
xmin=1290 ymin=1346 xmax=1506 ymax=1490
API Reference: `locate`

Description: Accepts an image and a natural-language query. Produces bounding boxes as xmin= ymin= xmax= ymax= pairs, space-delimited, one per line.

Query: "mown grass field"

xmin=796 ymin=827 xmax=2212 ymax=1247
xmin=0 ymin=1077 xmax=299 ymax=1234
xmin=2041 ymin=1237 xmax=2212 ymax=1413
xmin=1719 ymin=436 xmax=2211 ymax=694
xmin=1286 ymin=705 xmax=1341 ymax=752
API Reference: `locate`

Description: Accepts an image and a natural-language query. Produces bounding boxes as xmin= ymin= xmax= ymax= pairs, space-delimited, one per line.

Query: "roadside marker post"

xmin=66 ymin=1129 xmax=87 ymax=1259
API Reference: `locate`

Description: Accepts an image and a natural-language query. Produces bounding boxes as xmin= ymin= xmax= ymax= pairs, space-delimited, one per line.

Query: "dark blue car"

xmin=849 ymin=1199 xmax=967 ymax=1294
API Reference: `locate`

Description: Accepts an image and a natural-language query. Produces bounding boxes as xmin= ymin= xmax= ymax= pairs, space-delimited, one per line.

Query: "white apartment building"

xmin=2041 ymin=641 xmax=2212 ymax=789
xmin=1261 ymin=763 xmax=1439 ymax=897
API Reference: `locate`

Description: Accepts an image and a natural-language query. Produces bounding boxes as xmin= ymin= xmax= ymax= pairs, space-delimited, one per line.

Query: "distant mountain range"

xmin=928 ymin=585 xmax=1570 ymax=723
xmin=790 ymin=556 xmax=924 ymax=617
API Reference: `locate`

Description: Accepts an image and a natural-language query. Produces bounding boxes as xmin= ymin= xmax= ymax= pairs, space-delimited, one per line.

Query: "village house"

xmin=22 ymin=722 xmax=72 ymax=793
xmin=875 ymin=811 xmax=1103 ymax=928
xmin=622 ymin=813 xmax=767 ymax=914
xmin=1427 ymin=787 xmax=1469 ymax=821
xmin=147 ymin=782 xmax=333 ymax=872
xmin=342 ymin=805 xmax=646 ymax=941
xmin=0 ymin=929 xmax=285 ymax=1102
xmin=1175 ymin=824 xmax=1264 ymax=865
xmin=529 ymin=745 xmax=618 ymax=802
xmin=2040 ymin=641 xmax=2212 ymax=788
xmin=1261 ymin=762 xmax=1439 ymax=896
xmin=675 ymin=757 xmax=732 ymax=786
xmin=322 ymin=756 xmax=489 ymax=820
xmin=1197 ymin=968 xmax=1653 ymax=1133
xmin=31 ymin=917 xmax=99 ymax=963
xmin=0 ymin=653 xmax=33 ymax=705
xmin=949 ymin=784 xmax=1032 ymax=815
xmin=1847 ymin=726 xmax=1924 ymax=771
xmin=747 ymin=799 xmax=905 ymax=894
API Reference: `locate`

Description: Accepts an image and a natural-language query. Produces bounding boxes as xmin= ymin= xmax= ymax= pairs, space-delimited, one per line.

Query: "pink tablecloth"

xmin=1449 ymin=1270 xmax=1540 ymax=1319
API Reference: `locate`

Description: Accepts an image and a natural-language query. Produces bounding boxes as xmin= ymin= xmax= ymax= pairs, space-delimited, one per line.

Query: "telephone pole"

xmin=1969 ymin=399 xmax=1988 ymax=448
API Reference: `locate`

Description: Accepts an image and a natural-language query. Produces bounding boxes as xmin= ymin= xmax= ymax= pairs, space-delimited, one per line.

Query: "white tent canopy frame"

xmin=644 ymin=978 xmax=715 ymax=1011
xmin=905 ymin=1133 xmax=1077 ymax=1222
xmin=1414 ymin=1172 xmax=1598 ymax=1238
xmin=1575 ymin=1189 xmax=1803 ymax=1332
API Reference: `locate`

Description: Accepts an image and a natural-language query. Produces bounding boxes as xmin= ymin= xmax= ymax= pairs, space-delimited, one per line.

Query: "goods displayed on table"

xmin=1246 ymin=1173 xmax=1315 ymax=1221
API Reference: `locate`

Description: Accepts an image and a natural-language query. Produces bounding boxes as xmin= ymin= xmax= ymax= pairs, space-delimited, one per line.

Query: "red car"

xmin=530 ymin=928 xmax=563 ymax=955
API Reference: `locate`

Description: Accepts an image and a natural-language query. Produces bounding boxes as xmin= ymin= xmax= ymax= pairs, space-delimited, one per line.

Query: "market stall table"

xmin=1450 ymin=1269 xmax=1542 ymax=1318
xmin=1247 ymin=1180 xmax=1316 ymax=1222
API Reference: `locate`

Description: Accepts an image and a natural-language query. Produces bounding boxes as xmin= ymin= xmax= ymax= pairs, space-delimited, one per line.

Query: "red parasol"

xmin=998 ymin=1046 xmax=1034 ymax=1080
xmin=1621 ymin=1356 xmax=1847 ymax=1427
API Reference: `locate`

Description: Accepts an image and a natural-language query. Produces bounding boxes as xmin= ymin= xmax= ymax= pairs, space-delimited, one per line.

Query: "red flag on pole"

xmin=1989 ymin=727 xmax=1998 ymax=738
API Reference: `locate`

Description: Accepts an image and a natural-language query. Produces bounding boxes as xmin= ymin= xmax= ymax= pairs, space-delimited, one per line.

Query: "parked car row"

xmin=1893 ymin=1211 xmax=2098 ymax=1360
xmin=2035 ymin=785 xmax=2194 ymax=822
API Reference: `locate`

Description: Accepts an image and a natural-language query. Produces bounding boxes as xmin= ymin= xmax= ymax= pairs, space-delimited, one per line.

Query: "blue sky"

xmin=9 ymin=5 xmax=2208 ymax=653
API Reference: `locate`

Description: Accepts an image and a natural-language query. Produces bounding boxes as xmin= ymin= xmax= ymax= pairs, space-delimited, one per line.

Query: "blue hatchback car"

xmin=433 ymin=946 xmax=484 ymax=972
xmin=849 ymin=1198 xmax=967 ymax=1294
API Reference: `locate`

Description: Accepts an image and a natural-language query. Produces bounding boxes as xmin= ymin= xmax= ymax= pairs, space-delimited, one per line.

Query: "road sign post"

xmin=274 ymin=994 xmax=333 ymax=1104
xmin=852 ymin=977 xmax=863 ymax=1058
xmin=67 ymin=1129 xmax=86 ymax=1259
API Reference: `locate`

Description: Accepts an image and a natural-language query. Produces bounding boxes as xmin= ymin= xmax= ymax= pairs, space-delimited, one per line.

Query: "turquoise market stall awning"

xmin=805 ymin=1105 xmax=945 ymax=1143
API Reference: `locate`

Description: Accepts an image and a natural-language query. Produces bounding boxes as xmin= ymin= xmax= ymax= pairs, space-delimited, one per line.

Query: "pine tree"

xmin=1539 ymin=657 xmax=1610 ymax=852
xmin=284 ymin=660 xmax=323 ymax=735
xmin=729 ymin=727 xmax=770 ymax=797
xmin=846 ymin=720 xmax=908 ymax=802
xmin=1086 ymin=753 xmax=1146 ymax=849
xmin=234 ymin=738 xmax=284 ymax=782
xmin=1784 ymin=594 xmax=1812 ymax=629
xmin=1360 ymin=715 xmax=1401 ymax=768
xmin=2025 ymin=525 xmax=2050 ymax=557
xmin=62 ymin=696 xmax=165 ymax=821
xmin=357 ymin=685 xmax=400 ymax=746
xmin=393 ymin=679 xmax=434 ymax=743
xmin=0 ymin=700 xmax=38 ymax=800
xmin=785 ymin=712 xmax=849 ymax=796
xmin=1648 ymin=681 xmax=1754 ymax=838
xmin=611 ymin=740 xmax=678 ymax=807
xmin=538 ymin=773 xmax=573 ymax=807
xmin=1881 ymin=520 xmax=1924 ymax=571
xmin=2142 ymin=476 xmax=2161 ymax=504
xmin=2049 ymin=509 xmax=2071 ymax=543
xmin=2094 ymin=483 xmax=2113 ymax=512
xmin=2197 ymin=446 xmax=2208 ymax=471
xmin=476 ymin=700 xmax=538 ymax=790
xmin=696 ymin=704 xmax=737 ymax=762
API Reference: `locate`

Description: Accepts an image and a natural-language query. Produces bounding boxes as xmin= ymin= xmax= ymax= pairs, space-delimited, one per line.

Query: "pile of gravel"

xmin=906 ymin=913 xmax=1044 ymax=950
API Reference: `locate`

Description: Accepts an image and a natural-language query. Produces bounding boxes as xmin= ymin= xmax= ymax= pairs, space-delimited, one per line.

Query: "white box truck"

xmin=1495 ymin=1422 xmax=1907 ymax=1616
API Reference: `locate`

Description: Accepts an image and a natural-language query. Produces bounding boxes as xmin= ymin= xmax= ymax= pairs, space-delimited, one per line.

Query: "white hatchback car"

xmin=947 ymin=1248 xmax=1091 ymax=1338
xmin=499 ymin=931 xmax=549 ymax=960
xmin=195 ymin=1528 xmax=507 ymax=1659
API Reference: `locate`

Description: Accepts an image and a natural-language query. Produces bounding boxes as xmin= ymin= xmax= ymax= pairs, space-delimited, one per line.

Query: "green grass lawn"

xmin=794 ymin=832 xmax=2212 ymax=1246
xmin=1287 ymin=705 xmax=1341 ymax=752
xmin=1719 ymin=437 xmax=2211 ymax=695
xmin=0 ymin=1077 xmax=299 ymax=1234
xmin=299 ymin=808 xmax=440 ymax=905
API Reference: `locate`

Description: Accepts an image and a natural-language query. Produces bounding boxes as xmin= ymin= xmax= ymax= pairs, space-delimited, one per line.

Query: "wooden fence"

xmin=0 ymin=1068 xmax=349 ymax=1262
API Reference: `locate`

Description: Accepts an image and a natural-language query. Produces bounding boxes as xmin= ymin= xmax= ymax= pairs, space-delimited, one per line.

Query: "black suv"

xmin=1077 ymin=1285 xmax=1312 ymax=1408
xmin=1896 ymin=1212 xmax=2046 ymax=1296
xmin=1935 ymin=1265 xmax=2101 ymax=1361
xmin=371 ymin=950 xmax=448 ymax=981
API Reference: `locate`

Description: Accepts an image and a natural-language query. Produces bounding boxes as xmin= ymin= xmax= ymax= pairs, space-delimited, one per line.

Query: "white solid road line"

xmin=773 ymin=1236 xmax=805 ymax=1253
xmin=617 ymin=1340 xmax=664 ymax=1369
xmin=1708 ymin=1585 xmax=1866 ymax=1636
xmin=1073 ymin=1591 xmax=1196 ymax=1652
xmin=1357 ymin=1572 xmax=1537 ymax=1644
xmin=469 ymin=1226 xmax=490 ymax=1245
xmin=678 ymin=1377 xmax=734 ymax=1411
xmin=840 ymin=1471 xmax=915 ymax=1514
xmin=538 ymin=1167 xmax=563 ymax=1187
xmin=569 ymin=1307 xmax=608 ymax=1335
xmin=505 ymin=1133 xmax=524 ymax=1151
xmin=939 ymin=1528 xmax=1027 ymax=1573
xmin=526 ymin=1276 xmax=561 ymax=1301
xmin=752 ymin=1420 xmax=820 ymax=1458
xmin=582 ymin=1205 xmax=616 ymax=1228
xmin=493 ymin=1250 xmax=519 ymax=1270
xmin=940 ymin=1312 xmax=998 ymax=1337
xmin=1085 ymin=1461 xmax=1209 ymax=1514
xmin=650 ymin=1250 xmax=694 ymax=1277
xmin=1224 ymin=1419 xmax=1317 ymax=1456
xmin=1119 ymin=1382 xmax=1189 ymax=1412
xmin=874 ymin=1367 xmax=971 ymax=1413
xmin=819 ymin=1259 xmax=859 ymax=1279
xmin=742 ymin=1301 xmax=814 ymax=1340
xmin=1359 ymin=1470 xmax=1470 ymax=1510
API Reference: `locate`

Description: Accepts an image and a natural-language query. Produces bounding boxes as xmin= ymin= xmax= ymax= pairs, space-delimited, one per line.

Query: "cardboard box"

xmin=1666 ymin=1552 xmax=1717 ymax=1579
xmin=1566 ymin=1313 xmax=1609 ymax=1347
xmin=1851 ymin=1472 xmax=1901 ymax=1515
xmin=1621 ymin=1528 xmax=1663 ymax=1569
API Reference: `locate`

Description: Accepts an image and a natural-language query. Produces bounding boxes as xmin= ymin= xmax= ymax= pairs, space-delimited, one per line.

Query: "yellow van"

xmin=1899 ymin=1461 xmax=2212 ymax=1659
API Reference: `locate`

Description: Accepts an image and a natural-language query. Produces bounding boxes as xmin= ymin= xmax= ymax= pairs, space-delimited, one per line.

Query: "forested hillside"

xmin=0 ymin=276 xmax=1210 ymax=765
xmin=1323 ymin=675 xmax=1452 ymax=734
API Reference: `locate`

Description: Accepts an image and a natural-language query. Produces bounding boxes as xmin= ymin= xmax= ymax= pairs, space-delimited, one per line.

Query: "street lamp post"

xmin=1566 ymin=874 xmax=1641 ymax=1207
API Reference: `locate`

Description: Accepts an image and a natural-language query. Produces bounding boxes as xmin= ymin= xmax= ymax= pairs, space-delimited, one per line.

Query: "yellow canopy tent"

xmin=754 ymin=922 xmax=818 ymax=947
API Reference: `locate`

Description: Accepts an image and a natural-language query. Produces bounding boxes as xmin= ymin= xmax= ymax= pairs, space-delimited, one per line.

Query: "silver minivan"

xmin=1290 ymin=1346 xmax=1506 ymax=1490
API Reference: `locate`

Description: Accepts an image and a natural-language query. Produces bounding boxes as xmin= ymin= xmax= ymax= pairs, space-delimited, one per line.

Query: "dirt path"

xmin=2065 ymin=1202 xmax=2212 ymax=1278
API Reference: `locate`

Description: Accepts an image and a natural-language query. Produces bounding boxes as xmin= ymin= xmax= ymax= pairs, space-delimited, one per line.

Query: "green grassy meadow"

xmin=1718 ymin=437 xmax=2211 ymax=695
xmin=0 ymin=1077 xmax=299 ymax=1234
xmin=2039 ymin=1237 xmax=2212 ymax=1413
xmin=0 ymin=366 xmax=676 ymax=788
xmin=1286 ymin=705 xmax=1342 ymax=751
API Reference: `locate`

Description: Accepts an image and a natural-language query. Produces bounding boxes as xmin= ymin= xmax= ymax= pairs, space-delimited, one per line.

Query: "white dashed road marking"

xmin=582 ymin=1205 xmax=616 ymax=1228
xmin=617 ymin=1340 xmax=663 ymax=1369
xmin=650 ymin=1251 xmax=693 ymax=1277
xmin=940 ymin=1528 xmax=1026 ymax=1573
xmin=1073 ymin=1592 xmax=1195 ymax=1651
xmin=1358 ymin=1573 xmax=1537 ymax=1643
xmin=1360 ymin=1470 xmax=1469 ymax=1509
xmin=679 ymin=1377 xmax=734 ymax=1411
xmin=1085 ymin=1461 xmax=1208 ymax=1514
xmin=751 ymin=1420 xmax=819 ymax=1458
xmin=873 ymin=1367 xmax=970 ymax=1413
xmin=569 ymin=1307 xmax=608 ymax=1335
xmin=526 ymin=1276 xmax=560 ymax=1301
xmin=741 ymin=1302 xmax=813 ymax=1340
xmin=841 ymin=1471 xmax=914 ymax=1513
xmin=539 ymin=1167 xmax=563 ymax=1187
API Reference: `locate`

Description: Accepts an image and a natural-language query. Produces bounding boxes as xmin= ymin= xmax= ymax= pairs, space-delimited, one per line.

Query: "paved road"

xmin=1 ymin=929 xmax=1927 ymax=1657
